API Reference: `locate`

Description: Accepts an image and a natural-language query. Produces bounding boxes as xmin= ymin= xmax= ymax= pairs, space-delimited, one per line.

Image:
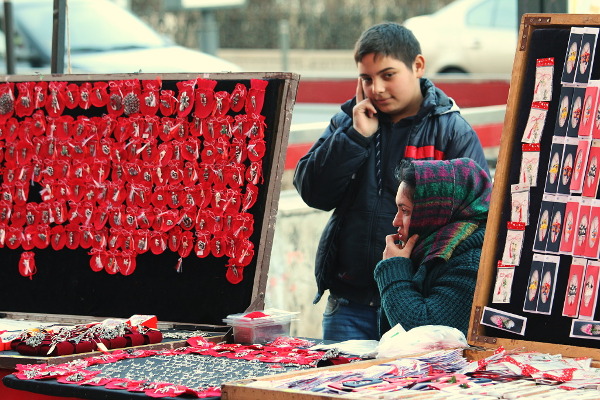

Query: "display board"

xmin=0 ymin=72 xmax=299 ymax=327
xmin=470 ymin=14 xmax=600 ymax=359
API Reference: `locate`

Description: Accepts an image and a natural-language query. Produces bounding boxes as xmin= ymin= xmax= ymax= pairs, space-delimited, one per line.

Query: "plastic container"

xmin=222 ymin=309 xmax=299 ymax=344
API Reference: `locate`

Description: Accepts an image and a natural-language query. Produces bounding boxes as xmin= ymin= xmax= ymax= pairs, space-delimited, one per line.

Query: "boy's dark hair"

xmin=353 ymin=22 xmax=422 ymax=68
xmin=395 ymin=159 xmax=416 ymax=200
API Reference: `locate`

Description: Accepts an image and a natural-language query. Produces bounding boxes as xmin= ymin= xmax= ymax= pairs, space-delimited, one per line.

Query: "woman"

xmin=375 ymin=158 xmax=492 ymax=335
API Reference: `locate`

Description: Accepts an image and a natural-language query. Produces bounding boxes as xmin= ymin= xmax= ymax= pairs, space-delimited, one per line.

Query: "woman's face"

xmin=392 ymin=181 xmax=414 ymax=243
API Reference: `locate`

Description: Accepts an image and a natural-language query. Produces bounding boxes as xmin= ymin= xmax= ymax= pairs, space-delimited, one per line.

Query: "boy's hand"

xmin=353 ymin=78 xmax=378 ymax=137
xmin=382 ymin=233 xmax=419 ymax=260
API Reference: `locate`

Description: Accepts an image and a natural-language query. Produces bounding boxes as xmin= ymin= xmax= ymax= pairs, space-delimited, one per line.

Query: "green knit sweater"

xmin=374 ymin=226 xmax=485 ymax=336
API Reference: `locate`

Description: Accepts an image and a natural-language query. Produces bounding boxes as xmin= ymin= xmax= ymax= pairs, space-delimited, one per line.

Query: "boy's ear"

xmin=413 ymin=54 xmax=425 ymax=77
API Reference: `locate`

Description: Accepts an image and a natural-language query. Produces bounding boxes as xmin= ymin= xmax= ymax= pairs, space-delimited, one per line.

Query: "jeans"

xmin=322 ymin=294 xmax=380 ymax=341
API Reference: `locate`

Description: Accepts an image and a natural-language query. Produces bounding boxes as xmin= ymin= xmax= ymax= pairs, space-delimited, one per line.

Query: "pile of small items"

xmin=8 ymin=315 xmax=161 ymax=356
xmin=11 ymin=336 xmax=349 ymax=398
xmin=247 ymin=347 xmax=600 ymax=398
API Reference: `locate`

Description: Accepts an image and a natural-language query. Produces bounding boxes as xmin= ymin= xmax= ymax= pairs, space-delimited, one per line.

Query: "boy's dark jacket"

xmin=293 ymin=78 xmax=489 ymax=305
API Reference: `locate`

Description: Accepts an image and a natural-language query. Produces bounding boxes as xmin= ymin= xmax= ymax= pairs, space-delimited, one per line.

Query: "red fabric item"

xmin=225 ymin=265 xmax=244 ymax=284
xmin=79 ymin=82 xmax=93 ymax=109
xmin=243 ymin=311 xmax=269 ymax=319
xmin=15 ymin=81 xmax=36 ymax=117
xmin=90 ymin=81 xmax=109 ymax=107
xmin=0 ymin=82 xmax=15 ymax=122
xmin=18 ymin=251 xmax=36 ymax=279
xmin=45 ymin=81 xmax=67 ymax=117
xmin=245 ymin=79 xmax=268 ymax=114
xmin=64 ymin=83 xmax=80 ymax=109
xmin=159 ymin=89 xmax=175 ymax=116
xmin=229 ymin=83 xmax=247 ymax=112
xmin=33 ymin=81 xmax=48 ymax=109
xmin=212 ymin=91 xmax=231 ymax=117
xmin=122 ymin=79 xmax=141 ymax=116
xmin=140 ymin=79 xmax=161 ymax=115
xmin=194 ymin=78 xmax=217 ymax=118
xmin=176 ymin=79 xmax=196 ymax=118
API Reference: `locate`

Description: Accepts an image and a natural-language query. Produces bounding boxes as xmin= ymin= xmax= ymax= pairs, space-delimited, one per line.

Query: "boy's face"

xmin=358 ymin=53 xmax=425 ymax=123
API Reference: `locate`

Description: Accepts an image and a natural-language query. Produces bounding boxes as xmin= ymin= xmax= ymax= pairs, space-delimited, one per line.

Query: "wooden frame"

xmin=468 ymin=14 xmax=600 ymax=360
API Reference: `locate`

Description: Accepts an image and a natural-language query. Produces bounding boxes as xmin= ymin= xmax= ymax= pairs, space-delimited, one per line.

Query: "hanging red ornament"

xmin=229 ymin=83 xmax=247 ymax=112
xmin=90 ymin=81 xmax=109 ymax=108
xmin=0 ymin=82 xmax=15 ymax=123
xmin=15 ymin=81 xmax=35 ymax=117
xmin=18 ymin=251 xmax=37 ymax=279
xmin=140 ymin=79 xmax=161 ymax=115
xmin=64 ymin=83 xmax=80 ymax=109
xmin=176 ymin=79 xmax=196 ymax=118
xmin=194 ymin=78 xmax=217 ymax=118
xmin=245 ymin=79 xmax=268 ymax=115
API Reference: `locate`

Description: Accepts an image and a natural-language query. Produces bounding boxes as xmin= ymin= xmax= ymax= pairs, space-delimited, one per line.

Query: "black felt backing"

xmin=489 ymin=28 xmax=600 ymax=348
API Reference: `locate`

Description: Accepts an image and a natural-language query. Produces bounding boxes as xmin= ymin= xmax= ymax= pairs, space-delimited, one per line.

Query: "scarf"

xmin=408 ymin=158 xmax=492 ymax=266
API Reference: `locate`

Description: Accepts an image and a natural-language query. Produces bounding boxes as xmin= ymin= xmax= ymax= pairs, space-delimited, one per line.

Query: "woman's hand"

xmin=383 ymin=233 xmax=419 ymax=260
xmin=352 ymin=78 xmax=378 ymax=137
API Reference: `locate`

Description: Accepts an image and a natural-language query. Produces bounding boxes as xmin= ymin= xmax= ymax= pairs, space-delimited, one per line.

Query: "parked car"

xmin=403 ymin=0 xmax=518 ymax=75
xmin=0 ymin=0 xmax=241 ymax=74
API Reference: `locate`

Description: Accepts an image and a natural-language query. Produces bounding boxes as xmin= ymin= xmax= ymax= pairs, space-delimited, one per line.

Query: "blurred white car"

xmin=403 ymin=0 xmax=518 ymax=75
xmin=0 ymin=0 xmax=241 ymax=74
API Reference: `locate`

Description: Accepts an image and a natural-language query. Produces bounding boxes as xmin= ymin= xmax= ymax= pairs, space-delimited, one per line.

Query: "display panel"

xmin=0 ymin=72 xmax=298 ymax=325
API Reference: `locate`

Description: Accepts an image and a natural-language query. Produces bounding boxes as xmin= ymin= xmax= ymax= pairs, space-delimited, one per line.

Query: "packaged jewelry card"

xmin=502 ymin=222 xmax=526 ymax=265
xmin=481 ymin=306 xmax=527 ymax=336
xmin=554 ymin=85 xmax=574 ymax=137
xmin=578 ymin=260 xmax=600 ymax=320
xmin=573 ymin=197 xmax=593 ymax=257
xmin=566 ymin=86 xmax=586 ymax=138
xmin=533 ymin=57 xmax=554 ymax=102
xmin=492 ymin=262 xmax=515 ymax=304
xmin=592 ymin=84 xmax=600 ymax=139
xmin=522 ymin=101 xmax=549 ymax=143
xmin=557 ymin=137 xmax=578 ymax=194
xmin=523 ymin=253 xmax=545 ymax=313
xmin=544 ymin=195 xmax=567 ymax=254
xmin=563 ymin=257 xmax=588 ymax=318
xmin=544 ymin=137 xmax=565 ymax=194
xmin=562 ymin=27 xmax=584 ymax=84
xmin=579 ymin=81 xmax=599 ymax=137
xmin=520 ymin=143 xmax=541 ymax=186
xmin=583 ymin=200 xmax=600 ymax=259
xmin=575 ymin=27 xmax=599 ymax=85
xmin=571 ymin=319 xmax=600 ymax=340
xmin=582 ymin=139 xmax=600 ymax=197
xmin=559 ymin=196 xmax=581 ymax=254
xmin=510 ymin=184 xmax=530 ymax=225
xmin=570 ymin=138 xmax=592 ymax=193
xmin=533 ymin=194 xmax=557 ymax=253
xmin=536 ymin=255 xmax=560 ymax=315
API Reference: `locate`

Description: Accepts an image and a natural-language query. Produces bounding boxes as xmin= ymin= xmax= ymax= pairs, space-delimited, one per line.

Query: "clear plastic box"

xmin=222 ymin=309 xmax=299 ymax=344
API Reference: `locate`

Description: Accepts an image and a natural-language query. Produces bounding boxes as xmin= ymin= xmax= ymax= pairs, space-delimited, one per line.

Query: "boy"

xmin=293 ymin=22 xmax=489 ymax=341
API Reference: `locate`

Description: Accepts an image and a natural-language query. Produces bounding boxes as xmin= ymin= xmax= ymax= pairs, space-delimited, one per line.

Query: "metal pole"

xmin=51 ymin=0 xmax=66 ymax=74
xmin=279 ymin=19 xmax=289 ymax=72
xmin=200 ymin=10 xmax=218 ymax=55
xmin=3 ymin=0 xmax=15 ymax=74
